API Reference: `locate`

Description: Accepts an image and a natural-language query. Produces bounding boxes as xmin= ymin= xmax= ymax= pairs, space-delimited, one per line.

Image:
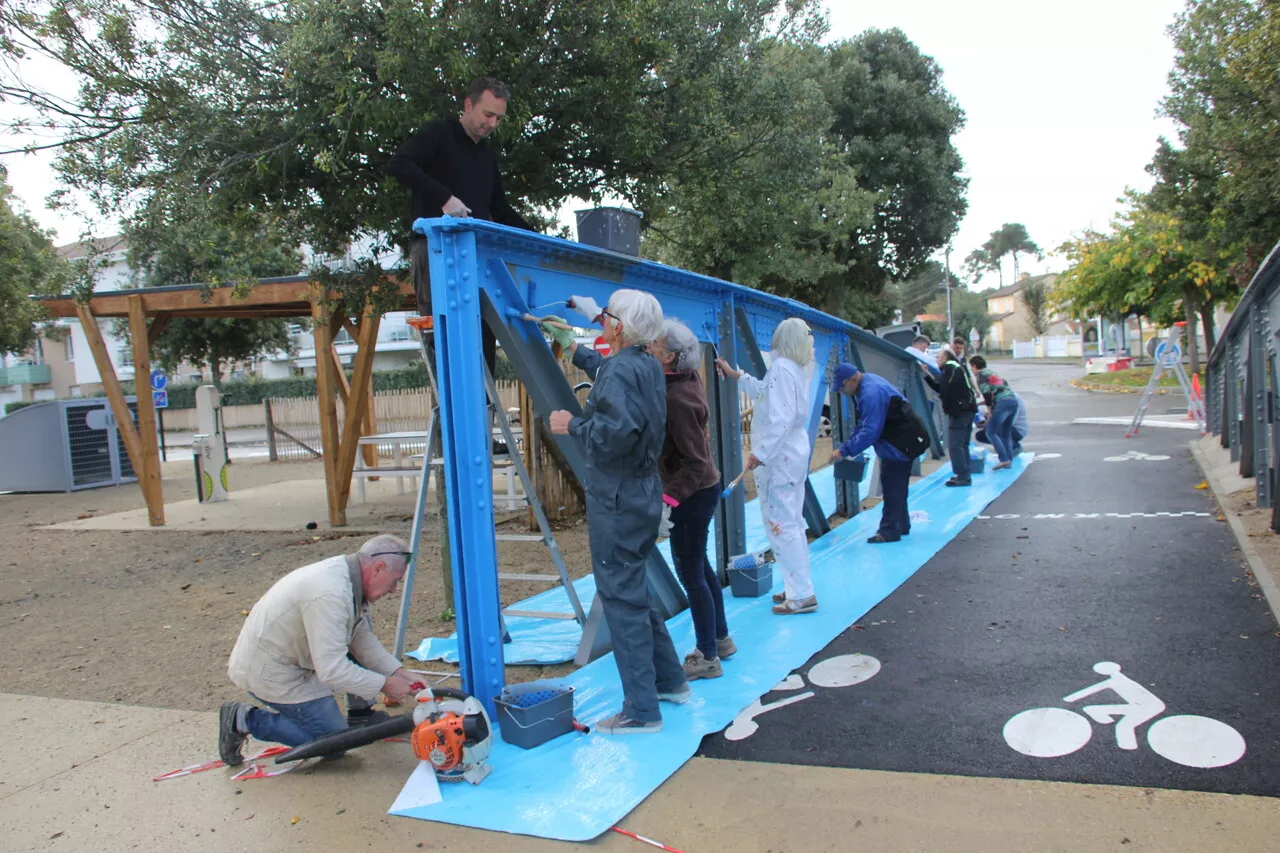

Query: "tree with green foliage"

xmin=1 ymin=0 xmax=828 ymax=257
xmin=0 ymin=165 xmax=63 ymax=355
xmin=124 ymin=197 xmax=303 ymax=386
xmin=1159 ymin=0 xmax=1280 ymax=287
xmin=1055 ymin=194 xmax=1223 ymax=373
xmin=967 ymin=223 xmax=1041 ymax=287
xmin=963 ymin=246 xmax=999 ymax=286
xmin=921 ymin=287 xmax=991 ymax=347
xmin=1020 ymin=278 xmax=1050 ymax=337
xmin=819 ymin=30 xmax=968 ymax=325
xmin=886 ymin=260 xmax=958 ymax=321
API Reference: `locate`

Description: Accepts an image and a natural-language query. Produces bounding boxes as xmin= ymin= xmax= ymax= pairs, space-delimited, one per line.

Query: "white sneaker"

xmin=772 ymin=595 xmax=818 ymax=615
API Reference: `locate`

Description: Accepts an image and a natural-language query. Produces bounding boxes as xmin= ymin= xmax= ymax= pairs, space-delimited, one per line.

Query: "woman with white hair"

xmin=716 ymin=317 xmax=818 ymax=615
xmin=649 ymin=319 xmax=735 ymax=680
xmin=544 ymin=289 xmax=689 ymax=734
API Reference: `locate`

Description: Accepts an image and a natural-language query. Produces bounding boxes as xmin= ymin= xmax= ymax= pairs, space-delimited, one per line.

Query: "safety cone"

xmin=1185 ymin=372 xmax=1204 ymax=421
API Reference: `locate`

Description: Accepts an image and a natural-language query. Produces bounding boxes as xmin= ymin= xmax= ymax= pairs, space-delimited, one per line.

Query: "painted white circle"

xmin=1003 ymin=707 xmax=1093 ymax=758
xmin=1035 ymin=453 xmax=1061 ymax=460
xmin=807 ymin=654 xmax=881 ymax=688
xmin=1146 ymin=715 xmax=1246 ymax=768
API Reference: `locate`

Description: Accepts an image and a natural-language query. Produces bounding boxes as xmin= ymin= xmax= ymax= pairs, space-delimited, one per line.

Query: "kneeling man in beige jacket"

xmin=218 ymin=534 xmax=420 ymax=765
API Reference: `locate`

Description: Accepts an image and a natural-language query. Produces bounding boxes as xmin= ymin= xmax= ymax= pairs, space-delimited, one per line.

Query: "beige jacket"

xmin=227 ymin=555 xmax=401 ymax=704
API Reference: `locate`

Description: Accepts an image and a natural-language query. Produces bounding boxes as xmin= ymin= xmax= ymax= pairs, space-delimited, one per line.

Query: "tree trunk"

xmin=1183 ymin=289 xmax=1200 ymax=376
xmin=1200 ymin=301 xmax=1217 ymax=353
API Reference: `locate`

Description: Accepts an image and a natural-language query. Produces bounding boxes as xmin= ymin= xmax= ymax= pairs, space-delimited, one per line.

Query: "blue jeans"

xmin=245 ymin=694 xmax=349 ymax=747
xmin=669 ymin=485 xmax=729 ymax=661
xmin=988 ymin=395 xmax=1019 ymax=462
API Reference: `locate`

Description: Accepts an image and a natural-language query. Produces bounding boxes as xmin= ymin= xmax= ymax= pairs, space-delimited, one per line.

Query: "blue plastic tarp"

xmin=391 ymin=455 xmax=1032 ymax=840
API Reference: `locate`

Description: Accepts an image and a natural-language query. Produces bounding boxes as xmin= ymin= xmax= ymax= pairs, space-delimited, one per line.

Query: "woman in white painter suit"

xmin=716 ymin=317 xmax=818 ymax=614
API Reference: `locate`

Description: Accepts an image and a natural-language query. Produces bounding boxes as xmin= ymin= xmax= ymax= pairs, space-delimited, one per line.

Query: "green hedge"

xmin=161 ymin=354 xmax=516 ymax=409
xmin=2 ymin=356 xmax=519 ymax=415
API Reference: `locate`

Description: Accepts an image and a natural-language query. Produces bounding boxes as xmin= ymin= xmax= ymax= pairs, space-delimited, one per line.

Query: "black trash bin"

xmin=575 ymin=207 xmax=643 ymax=256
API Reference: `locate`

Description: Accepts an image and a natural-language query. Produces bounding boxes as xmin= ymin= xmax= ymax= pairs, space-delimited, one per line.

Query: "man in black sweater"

xmin=388 ymin=76 xmax=534 ymax=455
xmin=387 ymin=75 xmax=533 ymax=339
xmin=922 ymin=348 xmax=979 ymax=486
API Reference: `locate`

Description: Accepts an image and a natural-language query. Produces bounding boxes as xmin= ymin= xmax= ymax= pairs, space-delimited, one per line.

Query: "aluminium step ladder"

xmin=1126 ymin=326 xmax=1207 ymax=438
xmin=391 ymin=319 xmax=587 ymax=659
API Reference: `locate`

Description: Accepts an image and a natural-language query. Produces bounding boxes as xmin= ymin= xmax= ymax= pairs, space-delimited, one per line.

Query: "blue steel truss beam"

xmin=418 ymin=217 xmax=935 ymax=713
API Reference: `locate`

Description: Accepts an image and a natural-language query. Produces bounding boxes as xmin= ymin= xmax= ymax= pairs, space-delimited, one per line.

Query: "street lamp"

xmin=942 ymin=245 xmax=955 ymax=344
xmin=938 ymin=278 xmax=954 ymax=345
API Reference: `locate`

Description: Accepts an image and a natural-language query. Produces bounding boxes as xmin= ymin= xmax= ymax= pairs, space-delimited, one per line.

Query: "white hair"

xmin=771 ymin=317 xmax=814 ymax=367
xmin=358 ymin=533 xmax=410 ymax=571
xmin=607 ymin=288 xmax=663 ymax=347
xmin=657 ymin=319 xmax=702 ymax=372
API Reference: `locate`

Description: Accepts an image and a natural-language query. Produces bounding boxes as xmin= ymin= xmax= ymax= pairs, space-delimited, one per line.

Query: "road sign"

xmin=153 ymin=389 xmax=169 ymax=409
xmin=1153 ymin=341 xmax=1182 ymax=369
xmin=150 ymin=369 xmax=167 ymax=391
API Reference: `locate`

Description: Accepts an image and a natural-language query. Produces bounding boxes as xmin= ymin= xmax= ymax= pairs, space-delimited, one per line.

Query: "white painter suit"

xmin=740 ymin=356 xmax=815 ymax=601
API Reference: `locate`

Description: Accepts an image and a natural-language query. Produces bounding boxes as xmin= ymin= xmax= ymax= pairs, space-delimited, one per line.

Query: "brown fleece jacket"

xmin=658 ymin=370 xmax=721 ymax=502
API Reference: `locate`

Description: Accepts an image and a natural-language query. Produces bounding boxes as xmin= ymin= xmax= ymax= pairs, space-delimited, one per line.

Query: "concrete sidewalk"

xmin=2 ymin=692 xmax=1276 ymax=852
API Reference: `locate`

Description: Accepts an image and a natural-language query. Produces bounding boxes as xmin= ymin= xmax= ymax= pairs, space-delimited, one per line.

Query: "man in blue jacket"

xmin=829 ymin=363 xmax=928 ymax=543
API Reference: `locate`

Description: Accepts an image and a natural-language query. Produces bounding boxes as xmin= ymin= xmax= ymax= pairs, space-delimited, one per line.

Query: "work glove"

xmin=568 ymin=295 xmax=603 ymax=324
xmin=540 ymin=316 xmax=576 ymax=350
xmin=659 ymin=503 xmax=673 ymax=538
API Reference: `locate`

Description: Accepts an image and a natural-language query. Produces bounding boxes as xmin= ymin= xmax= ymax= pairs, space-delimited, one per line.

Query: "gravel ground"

xmin=0 ymin=443 xmax=891 ymax=713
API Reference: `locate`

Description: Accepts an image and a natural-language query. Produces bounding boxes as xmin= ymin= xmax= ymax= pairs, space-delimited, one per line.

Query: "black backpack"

xmin=881 ymin=395 xmax=930 ymax=459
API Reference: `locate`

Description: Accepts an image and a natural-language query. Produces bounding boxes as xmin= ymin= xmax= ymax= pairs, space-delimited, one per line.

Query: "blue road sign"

xmin=153 ymin=389 xmax=168 ymax=409
xmin=1154 ymin=341 xmax=1182 ymax=369
xmin=150 ymin=369 xmax=167 ymax=391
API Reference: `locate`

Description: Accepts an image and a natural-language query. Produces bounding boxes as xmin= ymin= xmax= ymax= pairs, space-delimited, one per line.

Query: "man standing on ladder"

xmin=388 ymin=76 xmax=535 ymax=450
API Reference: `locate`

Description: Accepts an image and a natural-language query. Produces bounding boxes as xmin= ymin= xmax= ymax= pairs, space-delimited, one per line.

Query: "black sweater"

xmin=386 ymin=117 xmax=533 ymax=234
xmin=925 ymin=358 xmax=978 ymax=418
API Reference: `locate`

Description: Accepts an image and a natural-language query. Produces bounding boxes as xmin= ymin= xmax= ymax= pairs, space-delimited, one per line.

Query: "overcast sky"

xmin=1 ymin=0 xmax=1188 ymax=290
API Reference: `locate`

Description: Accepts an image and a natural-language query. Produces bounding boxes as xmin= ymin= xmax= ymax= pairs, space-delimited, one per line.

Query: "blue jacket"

xmin=570 ymin=344 xmax=666 ymax=481
xmin=838 ymin=372 xmax=911 ymax=462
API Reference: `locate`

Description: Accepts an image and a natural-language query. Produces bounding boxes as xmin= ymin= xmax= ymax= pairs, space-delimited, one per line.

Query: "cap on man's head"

xmin=833 ymin=362 xmax=860 ymax=388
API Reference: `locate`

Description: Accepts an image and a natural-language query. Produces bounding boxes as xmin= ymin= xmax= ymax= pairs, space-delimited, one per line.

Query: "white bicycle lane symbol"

xmin=726 ymin=653 xmax=882 ymax=740
xmin=1003 ymin=662 xmax=1246 ymax=768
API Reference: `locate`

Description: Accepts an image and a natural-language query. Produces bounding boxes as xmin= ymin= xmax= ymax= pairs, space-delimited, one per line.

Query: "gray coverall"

xmin=571 ymin=344 xmax=686 ymax=722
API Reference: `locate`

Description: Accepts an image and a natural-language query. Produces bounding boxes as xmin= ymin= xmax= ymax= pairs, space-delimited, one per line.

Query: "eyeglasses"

xmin=371 ymin=550 xmax=413 ymax=564
xmin=601 ymin=309 xmax=621 ymax=327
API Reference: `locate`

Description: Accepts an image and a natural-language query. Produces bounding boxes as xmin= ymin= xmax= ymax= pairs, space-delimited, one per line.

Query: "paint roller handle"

xmin=523 ymin=313 xmax=575 ymax=331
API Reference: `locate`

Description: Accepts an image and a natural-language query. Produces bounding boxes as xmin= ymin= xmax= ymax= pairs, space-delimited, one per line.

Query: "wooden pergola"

xmin=38 ymin=276 xmax=417 ymax=527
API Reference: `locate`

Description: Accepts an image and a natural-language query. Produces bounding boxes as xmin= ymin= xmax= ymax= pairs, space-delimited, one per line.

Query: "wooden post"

xmin=126 ymin=296 xmax=165 ymax=526
xmin=329 ymin=346 xmax=378 ymax=475
xmin=334 ymin=303 xmax=382 ymax=513
xmin=312 ymin=298 xmax=344 ymax=526
xmin=75 ymin=301 xmax=164 ymax=524
xmin=264 ymin=399 xmax=278 ymax=462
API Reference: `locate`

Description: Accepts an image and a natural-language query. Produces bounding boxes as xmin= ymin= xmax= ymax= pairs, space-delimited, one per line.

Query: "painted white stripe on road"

xmin=1073 ymin=416 xmax=1200 ymax=431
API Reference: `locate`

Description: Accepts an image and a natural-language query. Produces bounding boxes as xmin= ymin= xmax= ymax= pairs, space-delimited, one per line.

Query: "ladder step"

xmin=495 ymin=534 xmax=545 ymax=542
xmin=498 ymin=572 xmax=562 ymax=583
xmin=503 ymin=609 xmax=578 ymax=621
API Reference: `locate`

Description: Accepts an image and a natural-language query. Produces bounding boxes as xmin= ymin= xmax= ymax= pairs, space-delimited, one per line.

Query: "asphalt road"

xmin=700 ymin=361 xmax=1280 ymax=797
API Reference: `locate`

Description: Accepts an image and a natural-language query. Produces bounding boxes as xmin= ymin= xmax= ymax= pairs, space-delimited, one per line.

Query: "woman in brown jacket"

xmin=651 ymin=319 xmax=736 ymax=679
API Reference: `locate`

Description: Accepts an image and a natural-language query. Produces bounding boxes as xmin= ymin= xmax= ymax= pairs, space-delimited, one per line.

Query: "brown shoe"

xmin=772 ymin=592 xmax=786 ymax=604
